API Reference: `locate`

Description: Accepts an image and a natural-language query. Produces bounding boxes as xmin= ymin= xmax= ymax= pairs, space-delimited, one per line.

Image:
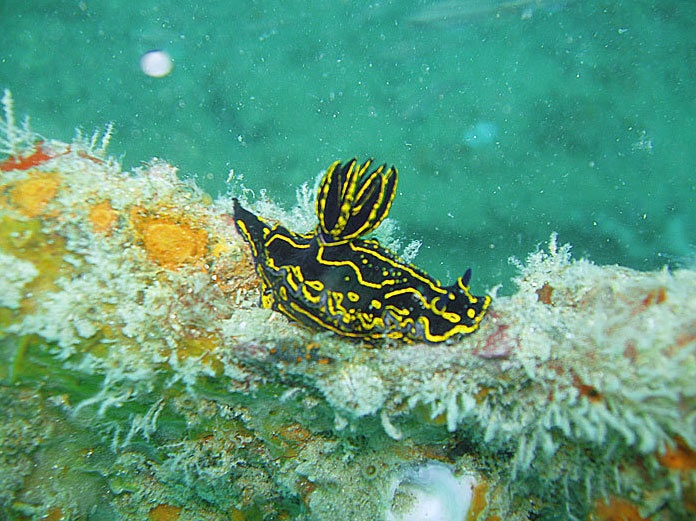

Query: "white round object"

xmin=386 ymin=462 xmax=476 ymax=521
xmin=140 ymin=50 xmax=173 ymax=78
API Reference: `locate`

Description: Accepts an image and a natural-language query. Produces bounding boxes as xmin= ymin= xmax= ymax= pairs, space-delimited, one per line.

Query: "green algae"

xmin=0 ymin=104 xmax=694 ymax=519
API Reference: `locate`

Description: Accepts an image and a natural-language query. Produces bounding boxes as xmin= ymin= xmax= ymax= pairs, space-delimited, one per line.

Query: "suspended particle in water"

xmin=462 ymin=121 xmax=498 ymax=149
xmin=140 ymin=50 xmax=174 ymax=78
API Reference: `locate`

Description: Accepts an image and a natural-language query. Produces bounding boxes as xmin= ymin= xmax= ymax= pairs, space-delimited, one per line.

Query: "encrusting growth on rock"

xmin=0 ymin=91 xmax=694 ymax=520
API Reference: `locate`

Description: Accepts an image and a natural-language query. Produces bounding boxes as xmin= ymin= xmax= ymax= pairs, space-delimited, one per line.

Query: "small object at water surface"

xmin=139 ymin=50 xmax=173 ymax=78
xmin=233 ymin=159 xmax=490 ymax=344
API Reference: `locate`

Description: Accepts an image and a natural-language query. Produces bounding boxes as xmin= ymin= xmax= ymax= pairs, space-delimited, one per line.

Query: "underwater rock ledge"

xmin=1 ymin=101 xmax=695 ymax=520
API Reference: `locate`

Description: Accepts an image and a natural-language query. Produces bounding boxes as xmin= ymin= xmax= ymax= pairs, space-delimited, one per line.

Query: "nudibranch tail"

xmin=317 ymin=158 xmax=397 ymax=241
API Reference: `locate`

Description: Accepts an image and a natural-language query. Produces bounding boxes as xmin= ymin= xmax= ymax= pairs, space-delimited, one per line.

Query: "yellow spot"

xmin=131 ymin=209 xmax=208 ymax=269
xmin=370 ymin=299 xmax=382 ymax=309
xmin=210 ymin=241 xmax=232 ymax=258
xmin=89 ymin=200 xmax=118 ymax=234
xmin=591 ymin=497 xmax=649 ymax=521
xmin=658 ymin=436 xmax=696 ymax=470
xmin=175 ymin=332 xmax=222 ymax=373
xmin=467 ymin=480 xmax=488 ymax=521
xmin=347 ymin=291 xmax=360 ymax=302
xmin=0 ymin=216 xmax=69 ymax=315
xmin=42 ymin=507 xmax=64 ymax=521
xmin=6 ymin=170 xmax=61 ymax=217
xmin=148 ymin=504 xmax=182 ymax=521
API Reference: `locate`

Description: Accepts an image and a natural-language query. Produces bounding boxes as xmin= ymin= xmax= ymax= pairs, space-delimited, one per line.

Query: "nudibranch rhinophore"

xmin=233 ymin=159 xmax=490 ymax=344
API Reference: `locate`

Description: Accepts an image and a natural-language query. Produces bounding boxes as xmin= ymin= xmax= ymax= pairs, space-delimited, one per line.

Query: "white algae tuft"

xmin=1 ymin=92 xmax=695 ymax=520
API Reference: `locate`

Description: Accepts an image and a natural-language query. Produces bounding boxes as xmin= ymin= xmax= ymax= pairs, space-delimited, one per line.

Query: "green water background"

xmin=1 ymin=0 xmax=694 ymax=292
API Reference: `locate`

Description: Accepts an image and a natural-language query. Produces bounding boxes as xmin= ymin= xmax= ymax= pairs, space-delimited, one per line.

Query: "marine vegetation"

xmin=0 ymin=90 xmax=695 ymax=520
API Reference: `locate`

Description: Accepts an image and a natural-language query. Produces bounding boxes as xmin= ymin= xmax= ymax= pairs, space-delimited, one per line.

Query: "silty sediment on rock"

xmin=1 ymin=91 xmax=694 ymax=520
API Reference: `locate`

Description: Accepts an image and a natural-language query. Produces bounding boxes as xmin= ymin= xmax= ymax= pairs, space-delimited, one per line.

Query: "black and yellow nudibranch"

xmin=232 ymin=159 xmax=491 ymax=344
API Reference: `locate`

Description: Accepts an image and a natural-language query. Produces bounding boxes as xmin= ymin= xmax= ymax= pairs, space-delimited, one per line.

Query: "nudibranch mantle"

xmin=233 ymin=159 xmax=490 ymax=344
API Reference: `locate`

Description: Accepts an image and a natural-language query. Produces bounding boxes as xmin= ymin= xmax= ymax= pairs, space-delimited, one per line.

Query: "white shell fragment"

xmin=386 ymin=462 xmax=476 ymax=521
